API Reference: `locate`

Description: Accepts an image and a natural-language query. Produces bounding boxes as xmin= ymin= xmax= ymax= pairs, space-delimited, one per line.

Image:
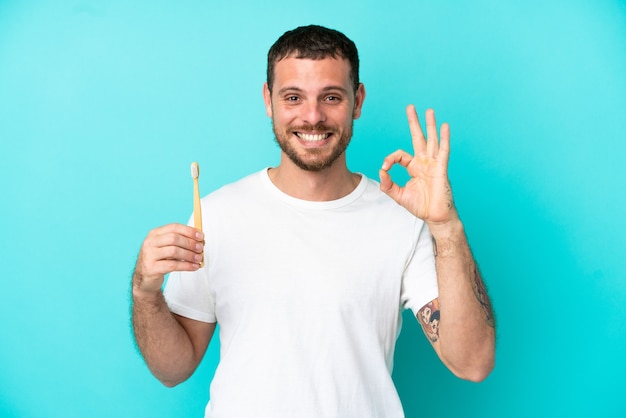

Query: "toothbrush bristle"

xmin=191 ymin=162 xmax=199 ymax=179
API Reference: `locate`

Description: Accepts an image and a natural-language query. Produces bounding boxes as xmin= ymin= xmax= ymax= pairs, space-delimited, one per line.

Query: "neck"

xmin=268 ymin=156 xmax=361 ymax=201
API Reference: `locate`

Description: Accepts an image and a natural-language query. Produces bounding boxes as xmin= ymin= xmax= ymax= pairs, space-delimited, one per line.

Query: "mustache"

xmin=290 ymin=123 xmax=336 ymax=133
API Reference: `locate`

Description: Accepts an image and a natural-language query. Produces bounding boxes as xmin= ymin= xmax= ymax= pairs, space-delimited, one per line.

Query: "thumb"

xmin=379 ymin=169 xmax=401 ymax=202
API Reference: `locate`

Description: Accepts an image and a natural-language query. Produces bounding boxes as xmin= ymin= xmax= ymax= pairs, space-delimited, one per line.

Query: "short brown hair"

xmin=266 ymin=25 xmax=360 ymax=94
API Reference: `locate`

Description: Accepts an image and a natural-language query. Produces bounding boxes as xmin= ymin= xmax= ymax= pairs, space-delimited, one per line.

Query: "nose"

xmin=301 ymin=100 xmax=326 ymax=125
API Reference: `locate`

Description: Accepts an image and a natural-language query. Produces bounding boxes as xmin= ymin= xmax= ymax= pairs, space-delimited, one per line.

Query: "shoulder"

xmin=201 ymin=169 xmax=267 ymax=205
xmin=360 ymin=175 xmax=417 ymax=216
xmin=347 ymin=174 xmax=425 ymax=235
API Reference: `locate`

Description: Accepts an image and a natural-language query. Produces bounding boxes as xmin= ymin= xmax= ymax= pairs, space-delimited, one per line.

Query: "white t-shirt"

xmin=164 ymin=169 xmax=438 ymax=418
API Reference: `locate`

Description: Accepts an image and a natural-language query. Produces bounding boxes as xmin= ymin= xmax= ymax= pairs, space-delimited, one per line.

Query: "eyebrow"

xmin=277 ymin=85 xmax=349 ymax=96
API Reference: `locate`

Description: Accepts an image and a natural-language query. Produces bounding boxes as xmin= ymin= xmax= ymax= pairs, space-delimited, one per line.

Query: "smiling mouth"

xmin=295 ymin=132 xmax=331 ymax=142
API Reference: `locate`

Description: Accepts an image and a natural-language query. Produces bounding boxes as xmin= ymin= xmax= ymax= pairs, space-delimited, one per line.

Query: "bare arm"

xmin=417 ymin=219 xmax=495 ymax=381
xmin=131 ymin=223 xmax=215 ymax=387
xmin=380 ymin=105 xmax=495 ymax=381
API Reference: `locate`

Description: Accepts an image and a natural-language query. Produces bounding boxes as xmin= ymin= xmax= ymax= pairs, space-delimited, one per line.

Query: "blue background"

xmin=1 ymin=0 xmax=625 ymax=417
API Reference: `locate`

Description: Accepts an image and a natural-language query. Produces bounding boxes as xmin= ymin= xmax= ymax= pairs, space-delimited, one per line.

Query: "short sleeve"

xmin=163 ymin=268 xmax=216 ymax=323
xmin=400 ymin=221 xmax=439 ymax=315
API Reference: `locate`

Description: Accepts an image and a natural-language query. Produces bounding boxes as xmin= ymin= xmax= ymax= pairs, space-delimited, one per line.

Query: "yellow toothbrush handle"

xmin=193 ymin=177 xmax=202 ymax=232
xmin=191 ymin=162 xmax=203 ymax=267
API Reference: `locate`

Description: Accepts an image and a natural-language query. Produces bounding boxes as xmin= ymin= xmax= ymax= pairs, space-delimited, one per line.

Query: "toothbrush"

xmin=191 ymin=162 xmax=203 ymax=267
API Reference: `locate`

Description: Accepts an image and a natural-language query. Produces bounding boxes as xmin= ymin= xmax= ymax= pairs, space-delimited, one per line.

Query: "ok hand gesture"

xmin=379 ymin=105 xmax=457 ymax=226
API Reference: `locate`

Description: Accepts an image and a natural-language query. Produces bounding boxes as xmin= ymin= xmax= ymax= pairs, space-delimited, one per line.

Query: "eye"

xmin=285 ymin=95 xmax=300 ymax=102
xmin=324 ymin=95 xmax=342 ymax=103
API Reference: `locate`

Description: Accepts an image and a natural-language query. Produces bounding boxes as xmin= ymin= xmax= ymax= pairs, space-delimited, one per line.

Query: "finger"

xmin=142 ymin=243 xmax=203 ymax=269
xmin=154 ymin=242 xmax=203 ymax=262
xmin=149 ymin=232 xmax=204 ymax=255
xmin=381 ymin=149 xmax=414 ymax=171
xmin=159 ymin=260 xmax=202 ymax=273
xmin=153 ymin=233 xmax=203 ymax=252
xmin=153 ymin=223 xmax=204 ymax=242
xmin=144 ymin=258 xmax=202 ymax=278
xmin=425 ymin=109 xmax=439 ymax=158
xmin=139 ymin=223 xmax=206 ymax=278
xmin=406 ymin=104 xmax=426 ymax=155
xmin=379 ymin=169 xmax=402 ymax=203
xmin=439 ymin=122 xmax=451 ymax=169
xmin=140 ymin=238 xmax=202 ymax=265
xmin=135 ymin=245 xmax=202 ymax=284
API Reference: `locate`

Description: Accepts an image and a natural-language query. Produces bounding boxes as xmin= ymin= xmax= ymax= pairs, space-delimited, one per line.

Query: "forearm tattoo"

xmin=431 ymin=236 xmax=495 ymax=329
xmin=471 ymin=262 xmax=496 ymax=328
xmin=417 ymin=299 xmax=440 ymax=343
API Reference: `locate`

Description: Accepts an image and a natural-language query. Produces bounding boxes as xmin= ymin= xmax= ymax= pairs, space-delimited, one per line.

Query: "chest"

xmin=206 ymin=203 xmax=416 ymax=325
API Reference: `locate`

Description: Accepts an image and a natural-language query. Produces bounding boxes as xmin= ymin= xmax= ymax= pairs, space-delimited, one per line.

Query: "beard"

xmin=272 ymin=121 xmax=353 ymax=172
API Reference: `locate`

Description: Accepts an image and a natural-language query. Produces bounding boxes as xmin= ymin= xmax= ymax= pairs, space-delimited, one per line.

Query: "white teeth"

xmin=297 ymin=133 xmax=329 ymax=142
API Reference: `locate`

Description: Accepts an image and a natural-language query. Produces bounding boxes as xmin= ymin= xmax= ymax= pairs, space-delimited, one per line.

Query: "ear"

xmin=263 ymin=83 xmax=273 ymax=118
xmin=352 ymin=83 xmax=366 ymax=120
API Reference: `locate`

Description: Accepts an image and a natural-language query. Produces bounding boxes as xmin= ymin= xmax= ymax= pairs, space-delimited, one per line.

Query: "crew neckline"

xmin=259 ymin=168 xmax=368 ymax=210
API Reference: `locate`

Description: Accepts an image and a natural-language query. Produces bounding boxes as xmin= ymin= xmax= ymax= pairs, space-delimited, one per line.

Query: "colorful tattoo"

xmin=417 ymin=299 xmax=440 ymax=343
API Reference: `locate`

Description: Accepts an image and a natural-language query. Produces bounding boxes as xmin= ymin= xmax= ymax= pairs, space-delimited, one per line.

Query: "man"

xmin=132 ymin=25 xmax=495 ymax=418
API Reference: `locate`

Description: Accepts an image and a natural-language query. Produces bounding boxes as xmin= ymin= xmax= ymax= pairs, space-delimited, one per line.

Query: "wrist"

xmin=132 ymin=271 xmax=164 ymax=300
xmin=426 ymin=212 xmax=464 ymax=239
xmin=426 ymin=216 xmax=468 ymax=259
xmin=131 ymin=283 xmax=167 ymax=316
xmin=132 ymin=285 xmax=163 ymax=300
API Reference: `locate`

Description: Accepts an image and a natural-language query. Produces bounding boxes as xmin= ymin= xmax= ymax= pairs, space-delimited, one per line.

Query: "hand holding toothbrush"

xmin=132 ymin=162 xmax=205 ymax=297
